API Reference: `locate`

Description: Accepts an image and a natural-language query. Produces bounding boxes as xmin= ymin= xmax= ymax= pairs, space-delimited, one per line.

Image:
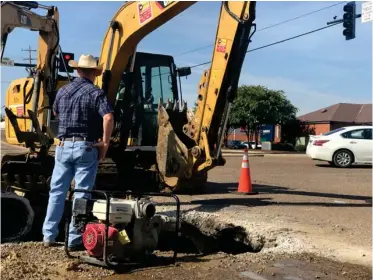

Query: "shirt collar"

xmin=75 ymin=77 xmax=93 ymax=84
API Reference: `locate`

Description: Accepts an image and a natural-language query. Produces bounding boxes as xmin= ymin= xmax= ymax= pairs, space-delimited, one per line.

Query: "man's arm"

xmin=95 ymin=91 xmax=114 ymax=160
xmin=102 ymin=112 xmax=114 ymax=145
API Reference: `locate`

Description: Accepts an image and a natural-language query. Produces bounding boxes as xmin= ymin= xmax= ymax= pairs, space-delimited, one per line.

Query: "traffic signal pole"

xmin=326 ymin=1 xmax=361 ymax=41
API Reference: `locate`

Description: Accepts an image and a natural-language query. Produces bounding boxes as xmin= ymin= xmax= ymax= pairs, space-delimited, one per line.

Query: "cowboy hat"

xmin=68 ymin=54 xmax=103 ymax=70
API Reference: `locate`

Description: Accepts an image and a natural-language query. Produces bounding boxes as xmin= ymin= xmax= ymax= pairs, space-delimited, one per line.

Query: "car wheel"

xmin=333 ymin=150 xmax=353 ymax=168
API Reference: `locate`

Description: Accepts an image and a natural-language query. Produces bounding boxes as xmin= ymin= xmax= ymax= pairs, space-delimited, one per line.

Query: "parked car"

xmin=241 ymin=141 xmax=262 ymax=149
xmin=306 ymin=126 xmax=372 ymax=167
xmin=227 ymin=140 xmax=246 ymax=149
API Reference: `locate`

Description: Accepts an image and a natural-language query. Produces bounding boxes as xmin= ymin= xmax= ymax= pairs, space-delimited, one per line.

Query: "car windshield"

xmin=322 ymin=127 xmax=346 ymax=136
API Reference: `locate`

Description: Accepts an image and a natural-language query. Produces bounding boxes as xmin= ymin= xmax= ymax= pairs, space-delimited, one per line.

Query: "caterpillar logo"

xmin=17 ymin=11 xmax=31 ymax=26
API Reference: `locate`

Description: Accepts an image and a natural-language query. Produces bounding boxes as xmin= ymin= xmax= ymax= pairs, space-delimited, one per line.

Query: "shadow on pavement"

xmin=157 ymin=183 xmax=372 ymax=210
xmin=206 ymin=182 xmax=372 ymax=202
xmin=315 ymin=163 xmax=372 ymax=169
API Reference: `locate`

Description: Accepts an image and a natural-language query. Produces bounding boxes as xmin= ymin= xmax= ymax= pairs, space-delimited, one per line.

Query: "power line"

xmin=189 ymin=22 xmax=342 ymax=69
xmin=256 ymin=1 xmax=346 ymax=32
xmin=173 ymin=1 xmax=346 ymax=57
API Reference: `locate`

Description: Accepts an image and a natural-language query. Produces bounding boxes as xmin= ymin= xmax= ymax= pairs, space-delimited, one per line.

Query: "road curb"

xmin=263 ymin=153 xmax=306 ymax=158
xmin=223 ymin=153 xmax=264 ymax=157
xmin=222 ymin=153 xmax=306 ymax=158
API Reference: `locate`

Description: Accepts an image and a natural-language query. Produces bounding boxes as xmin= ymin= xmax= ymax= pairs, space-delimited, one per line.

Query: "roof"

xmin=298 ymin=103 xmax=372 ymax=124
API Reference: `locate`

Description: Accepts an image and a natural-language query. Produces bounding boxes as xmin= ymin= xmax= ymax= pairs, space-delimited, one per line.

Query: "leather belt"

xmin=60 ymin=137 xmax=93 ymax=142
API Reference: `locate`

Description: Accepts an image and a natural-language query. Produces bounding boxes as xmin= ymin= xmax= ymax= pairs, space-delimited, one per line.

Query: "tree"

xmin=192 ymin=101 xmax=198 ymax=113
xmin=230 ymin=85 xmax=298 ymax=144
xmin=281 ymin=118 xmax=315 ymax=146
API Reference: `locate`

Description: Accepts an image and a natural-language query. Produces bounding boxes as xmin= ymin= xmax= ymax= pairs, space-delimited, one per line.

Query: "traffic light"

xmin=342 ymin=1 xmax=356 ymax=40
xmin=58 ymin=52 xmax=74 ymax=73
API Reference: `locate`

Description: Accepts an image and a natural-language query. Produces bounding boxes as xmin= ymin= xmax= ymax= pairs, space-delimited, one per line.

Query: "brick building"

xmin=226 ymin=103 xmax=372 ymax=144
xmin=298 ymin=103 xmax=372 ymax=135
xmin=226 ymin=125 xmax=282 ymax=143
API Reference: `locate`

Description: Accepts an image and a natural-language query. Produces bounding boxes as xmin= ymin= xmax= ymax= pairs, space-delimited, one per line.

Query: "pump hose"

xmin=1 ymin=191 xmax=35 ymax=243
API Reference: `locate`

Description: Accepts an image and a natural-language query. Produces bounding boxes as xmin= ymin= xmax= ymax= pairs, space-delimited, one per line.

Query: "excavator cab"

xmin=113 ymin=52 xmax=190 ymax=148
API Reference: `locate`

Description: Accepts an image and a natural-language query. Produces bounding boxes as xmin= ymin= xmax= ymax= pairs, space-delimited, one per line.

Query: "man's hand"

xmin=92 ymin=142 xmax=109 ymax=161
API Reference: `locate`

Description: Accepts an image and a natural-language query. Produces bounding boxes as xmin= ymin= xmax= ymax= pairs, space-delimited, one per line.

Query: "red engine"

xmin=82 ymin=224 xmax=119 ymax=258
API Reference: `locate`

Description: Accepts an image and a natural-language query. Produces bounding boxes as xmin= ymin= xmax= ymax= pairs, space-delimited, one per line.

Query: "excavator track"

xmin=1 ymin=151 xmax=55 ymax=243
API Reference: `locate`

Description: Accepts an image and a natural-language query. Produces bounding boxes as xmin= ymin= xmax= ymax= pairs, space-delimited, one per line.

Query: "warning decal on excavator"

xmin=9 ymin=104 xmax=24 ymax=116
xmin=155 ymin=1 xmax=172 ymax=10
xmin=138 ymin=2 xmax=152 ymax=24
xmin=216 ymin=38 xmax=227 ymax=53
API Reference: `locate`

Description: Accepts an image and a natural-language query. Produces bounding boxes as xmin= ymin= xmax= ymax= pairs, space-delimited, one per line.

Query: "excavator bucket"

xmin=156 ymin=104 xmax=190 ymax=189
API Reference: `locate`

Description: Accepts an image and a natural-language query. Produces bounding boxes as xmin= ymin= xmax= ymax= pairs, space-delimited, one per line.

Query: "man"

xmin=42 ymin=54 xmax=114 ymax=251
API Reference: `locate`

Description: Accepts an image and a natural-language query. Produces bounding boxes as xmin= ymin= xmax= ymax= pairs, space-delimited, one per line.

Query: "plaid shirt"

xmin=53 ymin=77 xmax=113 ymax=141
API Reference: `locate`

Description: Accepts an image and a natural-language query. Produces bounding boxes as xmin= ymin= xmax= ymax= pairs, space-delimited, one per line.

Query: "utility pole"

xmin=22 ymin=46 xmax=37 ymax=76
xmin=22 ymin=46 xmax=37 ymax=64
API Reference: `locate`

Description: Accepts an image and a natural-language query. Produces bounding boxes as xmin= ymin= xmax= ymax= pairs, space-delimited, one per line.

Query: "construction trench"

xmin=158 ymin=213 xmax=264 ymax=255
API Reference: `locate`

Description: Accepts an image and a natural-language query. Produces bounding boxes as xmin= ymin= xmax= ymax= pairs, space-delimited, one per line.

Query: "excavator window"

xmin=115 ymin=52 xmax=179 ymax=146
xmin=132 ymin=52 xmax=178 ymax=109
xmin=140 ymin=65 xmax=174 ymax=111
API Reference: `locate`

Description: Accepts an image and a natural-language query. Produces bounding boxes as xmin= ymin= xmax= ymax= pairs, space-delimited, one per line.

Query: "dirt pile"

xmin=1 ymin=242 xmax=114 ymax=280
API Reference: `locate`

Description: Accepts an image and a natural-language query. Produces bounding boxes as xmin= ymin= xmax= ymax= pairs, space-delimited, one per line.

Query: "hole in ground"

xmin=157 ymin=219 xmax=264 ymax=255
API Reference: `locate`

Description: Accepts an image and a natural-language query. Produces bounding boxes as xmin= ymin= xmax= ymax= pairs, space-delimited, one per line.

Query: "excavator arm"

xmin=1 ymin=1 xmax=60 ymax=78
xmin=95 ymin=1 xmax=256 ymax=192
xmin=157 ymin=2 xmax=256 ymax=190
xmin=1 ymin=1 xmax=60 ymax=146
xmin=95 ymin=1 xmax=196 ymax=104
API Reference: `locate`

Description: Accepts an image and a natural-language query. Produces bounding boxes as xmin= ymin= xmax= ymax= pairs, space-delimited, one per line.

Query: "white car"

xmin=306 ymin=125 xmax=372 ymax=167
xmin=241 ymin=141 xmax=262 ymax=149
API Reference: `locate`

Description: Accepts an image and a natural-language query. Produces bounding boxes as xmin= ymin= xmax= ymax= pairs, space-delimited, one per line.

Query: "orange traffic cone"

xmin=237 ymin=148 xmax=257 ymax=195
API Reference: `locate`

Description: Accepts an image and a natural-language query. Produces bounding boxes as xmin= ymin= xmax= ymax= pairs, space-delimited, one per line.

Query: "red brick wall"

xmin=227 ymin=129 xmax=254 ymax=142
xmin=305 ymin=123 xmax=331 ymax=135
xmin=227 ymin=125 xmax=282 ymax=143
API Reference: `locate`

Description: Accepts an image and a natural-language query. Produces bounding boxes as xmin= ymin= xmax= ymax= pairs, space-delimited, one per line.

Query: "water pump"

xmin=65 ymin=190 xmax=181 ymax=267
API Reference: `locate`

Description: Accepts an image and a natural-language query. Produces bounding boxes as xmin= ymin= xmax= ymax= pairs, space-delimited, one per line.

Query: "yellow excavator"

xmin=94 ymin=0 xmax=257 ymax=193
xmin=1 ymin=0 xmax=75 ymax=242
xmin=1 ymin=1 xmax=256 ymax=242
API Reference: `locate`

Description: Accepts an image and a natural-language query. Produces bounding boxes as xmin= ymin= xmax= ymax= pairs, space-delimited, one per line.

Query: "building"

xmin=226 ymin=125 xmax=281 ymax=143
xmin=226 ymin=103 xmax=372 ymax=144
xmin=298 ymin=103 xmax=372 ymax=135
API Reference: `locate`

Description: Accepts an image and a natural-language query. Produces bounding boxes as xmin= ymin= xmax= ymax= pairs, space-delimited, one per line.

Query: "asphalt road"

xmin=154 ymin=155 xmax=372 ymax=267
xmin=2 ymin=131 xmax=371 ymax=253
xmin=1 ymin=129 xmax=372 ymax=279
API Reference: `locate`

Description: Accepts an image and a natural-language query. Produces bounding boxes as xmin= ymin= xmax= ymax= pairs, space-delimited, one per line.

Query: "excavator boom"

xmin=156 ymin=2 xmax=256 ymax=190
xmin=1 ymin=1 xmax=60 ymax=76
xmin=95 ymin=1 xmax=196 ymax=104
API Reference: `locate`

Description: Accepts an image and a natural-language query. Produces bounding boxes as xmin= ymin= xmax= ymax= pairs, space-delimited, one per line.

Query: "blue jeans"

xmin=42 ymin=140 xmax=99 ymax=247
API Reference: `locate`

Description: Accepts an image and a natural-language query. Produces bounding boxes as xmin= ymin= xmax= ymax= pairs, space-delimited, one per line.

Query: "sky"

xmin=1 ymin=1 xmax=372 ymax=117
